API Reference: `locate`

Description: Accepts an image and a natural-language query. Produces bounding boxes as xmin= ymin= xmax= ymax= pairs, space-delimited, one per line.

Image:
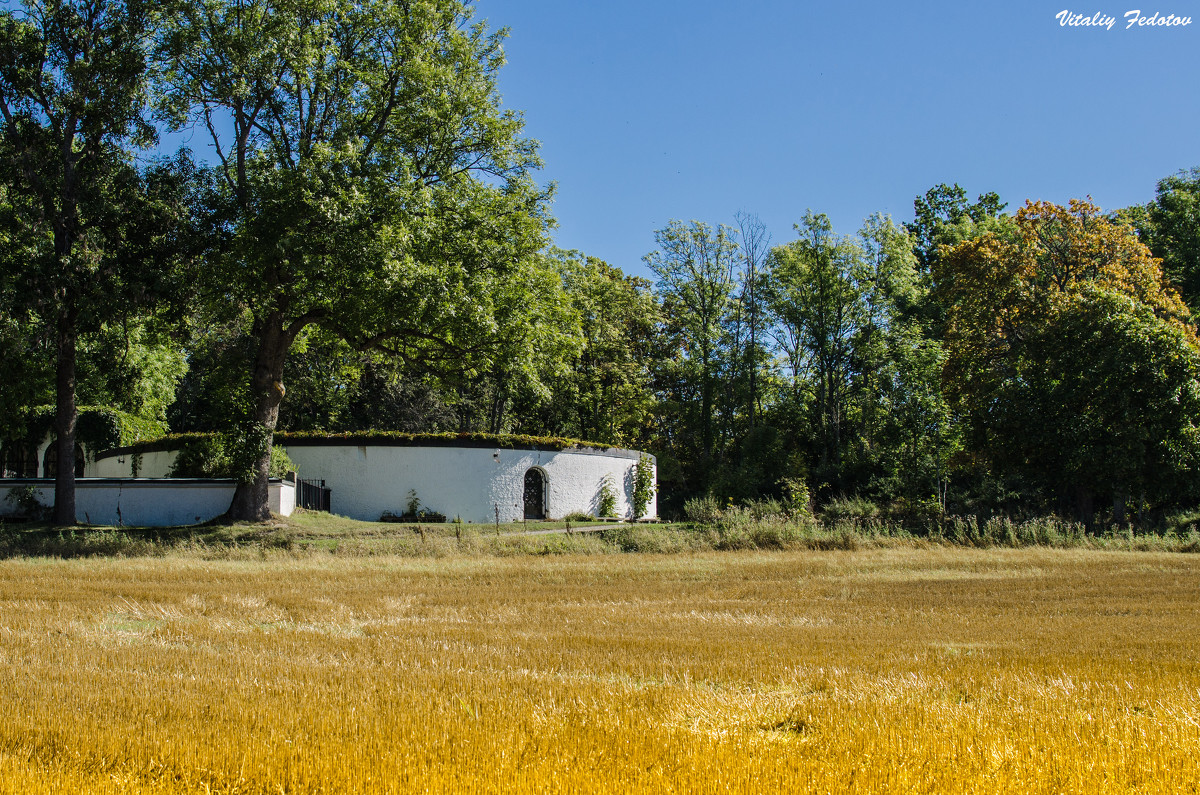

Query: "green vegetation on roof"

xmin=99 ymin=430 xmax=618 ymax=457
xmin=276 ymin=431 xmax=615 ymax=451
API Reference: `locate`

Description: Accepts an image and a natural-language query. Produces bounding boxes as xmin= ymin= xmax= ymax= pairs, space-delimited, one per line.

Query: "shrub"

xmin=631 ymin=455 xmax=655 ymax=519
xmin=684 ymin=495 xmax=721 ymax=525
xmin=822 ymin=495 xmax=881 ymax=521
xmin=778 ymin=477 xmax=812 ymax=517
xmin=597 ymin=475 xmax=618 ymax=517
xmin=3 ymin=485 xmax=48 ymax=521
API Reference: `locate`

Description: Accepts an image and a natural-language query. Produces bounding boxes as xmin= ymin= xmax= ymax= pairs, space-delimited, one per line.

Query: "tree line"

xmin=3 ymin=0 xmax=1199 ymax=527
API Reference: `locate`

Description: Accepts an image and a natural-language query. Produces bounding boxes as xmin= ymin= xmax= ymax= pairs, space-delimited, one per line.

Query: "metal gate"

xmin=296 ymin=478 xmax=331 ymax=512
xmin=523 ymin=468 xmax=545 ymax=520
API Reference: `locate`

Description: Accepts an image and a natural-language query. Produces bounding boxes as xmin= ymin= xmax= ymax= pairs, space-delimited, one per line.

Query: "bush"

xmin=778 ymin=477 xmax=812 ymax=518
xmin=684 ymin=495 xmax=721 ymax=525
xmin=822 ymin=495 xmax=881 ymax=521
xmin=2 ymin=485 xmax=48 ymax=522
xmin=597 ymin=475 xmax=618 ymax=518
xmin=631 ymin=455 xmax=655 ymax=519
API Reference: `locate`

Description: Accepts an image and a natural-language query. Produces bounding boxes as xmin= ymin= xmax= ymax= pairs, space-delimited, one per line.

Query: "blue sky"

xmin=486 ymin=0 xmax=1200 ymax=279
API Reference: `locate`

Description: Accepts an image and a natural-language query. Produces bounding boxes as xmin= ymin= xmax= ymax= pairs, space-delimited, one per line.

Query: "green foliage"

xmin=1141 ymin=167 xmax=1200 ymax=312
xmin=646 ymin=220 xmax=738 ymax=471
xmin=9 ymin=406 xmax=167 ymax=455
xmin=597 ymin=475 xmax=618 ymax=518
xmin=77 ymin=324 xmax=189 ymax=423
xmin=938 ymin=200 xmax=1200 ymax=520
xmin=156 ymin=0 xmax=551 ymax=520
xmin=2 ymin=484 xmax=47 ymax=521
xmin=905 ymin=183 xmax=1007 ymax=275
xmin=822 ymin=495 xmax=882 ymax=521
xmin=684 ymin=495 xmax=721 ymax=525
xmin=168 ymin=432 xmax=294 ymax=482
xmin=763 ymin=211 xmax=923 ymax=496
xmin=276 ymin=430 xmax=613 ymax=452
xmin=631 ymin=455 xmax=656 ymax=519
xmin=778 ymin=477 xmax=811 ymax=517
xmin=534 ymin=249 xmax=658 ymax=447
xmin=0 ymin=0 xmax=193 ymax=523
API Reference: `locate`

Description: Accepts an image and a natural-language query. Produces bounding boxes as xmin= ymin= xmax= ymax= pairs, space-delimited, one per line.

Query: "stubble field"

xmin=0 ymin=547 xmax=1198 ymax=793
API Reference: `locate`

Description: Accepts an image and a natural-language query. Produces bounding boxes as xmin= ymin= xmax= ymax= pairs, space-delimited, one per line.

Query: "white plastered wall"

xmin=0 ymin=479 xmax=295 ymax=526
xmin=281 ymin=444 xmax=656 ymax=523
xmin=87 ymin=443 xmax=657 ymax=524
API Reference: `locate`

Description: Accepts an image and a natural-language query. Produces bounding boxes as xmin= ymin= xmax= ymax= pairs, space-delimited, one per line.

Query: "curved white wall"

xmin=282 ymin=444 xmax=655 ymax=523
xmin=90 ymin=443 xmax=657 ymax=524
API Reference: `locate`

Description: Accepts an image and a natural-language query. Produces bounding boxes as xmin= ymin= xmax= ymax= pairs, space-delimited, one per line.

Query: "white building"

xmin=85 ymin=434 xmax=656 ymax=524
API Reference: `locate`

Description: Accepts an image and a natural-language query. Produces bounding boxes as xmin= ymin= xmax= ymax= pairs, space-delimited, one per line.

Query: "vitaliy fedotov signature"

xmin=1056 ymin=10 xmax=1191 ymax=28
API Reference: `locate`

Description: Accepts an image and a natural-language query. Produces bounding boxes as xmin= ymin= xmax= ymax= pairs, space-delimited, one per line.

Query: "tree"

xmin=851 ymin=213 xmax=919 ymax=456
xmin=644 ymin=220 xmax=738 ymax=477
xmin=157 ymin=0 xmax=550 ymax=520
xmin=1141 ymin=167 xmax=1200 ymax=313
xmin=906 ymin=183 xmax=1006 ymax=275
xmin=763 ymin=212 xmax=862 ymax=491
xmin=0 ymin=0 xmax=186 ymax=523
xmin=732 ymin=211 xmax=770 ymax=427
xmin=937 ymin=199 xmax=1200 ymax=521
xmin=533 ymin=249 xmax=656 ymax=446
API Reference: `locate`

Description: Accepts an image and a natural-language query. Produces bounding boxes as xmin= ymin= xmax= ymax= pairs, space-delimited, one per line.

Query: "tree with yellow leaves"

xmin=937 ymin=199 xmax=1200 ymax=524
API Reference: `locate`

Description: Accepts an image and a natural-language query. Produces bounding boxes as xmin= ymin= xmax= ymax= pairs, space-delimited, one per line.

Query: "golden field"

xmin=0 ymin=546 xmax=1198 ymax=793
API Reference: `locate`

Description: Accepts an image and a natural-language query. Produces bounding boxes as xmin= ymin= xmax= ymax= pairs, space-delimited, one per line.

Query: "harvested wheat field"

xmin=0 ymin=547 xmax=1198 ymax=793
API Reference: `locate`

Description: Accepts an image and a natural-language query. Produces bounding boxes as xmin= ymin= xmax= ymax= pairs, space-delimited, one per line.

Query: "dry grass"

xmin=0 ymin=547 xmax=1198 ymax=792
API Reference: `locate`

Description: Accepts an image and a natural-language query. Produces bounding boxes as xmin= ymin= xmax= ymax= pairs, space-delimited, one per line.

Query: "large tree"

xmin=533 ymin=249 xmax=656 ymax=446
xmin=762 ymin=212 xmax=863 ymax=490
xmin=644 ymin=220 xmax=738 ymax=477
xmin=156 ymin=0 xmax=550 ymax=520
xmin=0 ymin=0 xmax=184 ymax=523
xmin=937 ymin=199 xmax=1200 ymax=521
xmin=1140 ymin=167 xmax=1200 ymax=313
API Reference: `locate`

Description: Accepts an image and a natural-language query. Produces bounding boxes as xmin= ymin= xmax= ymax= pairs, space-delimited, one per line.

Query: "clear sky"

xmin=484 ymin=0 xmax=1200 ymax=279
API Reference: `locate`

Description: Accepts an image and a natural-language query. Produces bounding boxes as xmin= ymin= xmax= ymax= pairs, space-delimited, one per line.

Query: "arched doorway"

xmin=42 ymin=442 xmax=84 ymax=478
xmin=523 ymin=468 xmax=546 ymax=520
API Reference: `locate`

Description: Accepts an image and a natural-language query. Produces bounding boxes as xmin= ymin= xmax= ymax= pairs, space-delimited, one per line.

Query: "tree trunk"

xmin=225 ymin=317 xmax=293 ymax=522
xmin=51 ymin=322 xmax=77 ymax=525
xmin=1075 ymin=485 xmax=1094 ymax=528
xmin=1113 ymin=490 xmax=1127 ymax=526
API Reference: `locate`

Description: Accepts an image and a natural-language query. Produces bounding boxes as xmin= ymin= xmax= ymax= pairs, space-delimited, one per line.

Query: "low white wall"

xmin=0 ymin=479 xmax=295 ymax=526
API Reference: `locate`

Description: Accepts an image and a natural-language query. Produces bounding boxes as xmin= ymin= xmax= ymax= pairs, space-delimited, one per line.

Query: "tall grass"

xmin=5 ymin=504 xmax=1200 ymax=559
